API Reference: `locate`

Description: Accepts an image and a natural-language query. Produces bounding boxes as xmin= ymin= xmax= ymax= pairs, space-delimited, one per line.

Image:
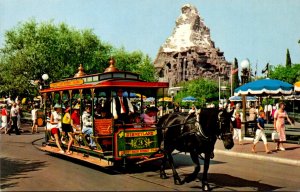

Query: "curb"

xmin=214 ymin=149 xmax=300 ymax=167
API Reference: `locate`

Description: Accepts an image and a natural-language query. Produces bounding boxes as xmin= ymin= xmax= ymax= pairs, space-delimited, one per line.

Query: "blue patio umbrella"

xmin=229 ymin=96 xmax=257 ymax=101
xmin=182 ymin=96 xmax=197 ymax=102
xmin=121 ymin=92 xmax=137 ymax=98
xmin=234 ymin=78 xmax=293 ymax=96
xmin=145 ymin=97 xmax=155 ymax=102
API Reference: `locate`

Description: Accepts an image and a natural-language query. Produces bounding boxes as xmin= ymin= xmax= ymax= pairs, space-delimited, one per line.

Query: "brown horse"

xmin=154 ymin=108 xmax=234 ymax=191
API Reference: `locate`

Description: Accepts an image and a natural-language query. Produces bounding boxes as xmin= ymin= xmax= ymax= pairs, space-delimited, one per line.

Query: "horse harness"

xmin=156 ymin=110 xmax=228 ymax=142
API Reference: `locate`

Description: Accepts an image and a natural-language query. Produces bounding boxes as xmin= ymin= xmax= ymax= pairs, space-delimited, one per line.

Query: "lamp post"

xmin=41 ymin=73 xmax=49 ymax=89
xmin=240 ymin=59 xmax=250 ymax=137
xmin=241 ymin=59 xmax=250 ymax=85
xmin=220 ymin=85 xmax=228 ymax=107
xmin=170 ymin=90 xmax=175 ymax=112
xmin=170 ymin=90 xmax=174 ymax=101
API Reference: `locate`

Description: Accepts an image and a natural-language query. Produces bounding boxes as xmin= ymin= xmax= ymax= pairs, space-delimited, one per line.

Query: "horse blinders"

xmin=218 ymin=110 xmax=232 ymax=140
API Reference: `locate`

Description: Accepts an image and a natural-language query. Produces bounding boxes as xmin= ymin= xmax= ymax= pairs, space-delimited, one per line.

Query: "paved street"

xmin=1 ymin=124 xmax=300 ymax=191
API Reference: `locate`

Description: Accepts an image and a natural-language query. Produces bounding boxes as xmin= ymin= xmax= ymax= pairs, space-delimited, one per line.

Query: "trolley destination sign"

xmin=115 ymin=128 xmax=159 ymax=158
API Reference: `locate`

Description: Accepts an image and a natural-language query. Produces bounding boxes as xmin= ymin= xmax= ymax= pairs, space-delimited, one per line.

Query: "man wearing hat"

xmin=111 ymin=88 xmax=134 ymax=124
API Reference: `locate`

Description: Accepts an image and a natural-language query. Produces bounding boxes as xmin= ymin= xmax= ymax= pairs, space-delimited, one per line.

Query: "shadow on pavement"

xmin=285 ymin=146 xmax=300 ymax=151
xmin=0 ymin=157 xmax=47 ymax=190
xmin=194 ymin=173 xmax=281 ymax=191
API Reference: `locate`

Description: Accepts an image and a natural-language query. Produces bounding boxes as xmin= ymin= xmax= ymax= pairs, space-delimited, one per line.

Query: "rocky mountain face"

xmin=154 ymin=4 xmax=231 ymax=87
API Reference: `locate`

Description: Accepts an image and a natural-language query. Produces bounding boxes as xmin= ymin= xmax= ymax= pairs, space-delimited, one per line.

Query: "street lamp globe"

xmin=42 ymin=74 xmax=49 ymax=81
xmin=241 ymin=59 xmax=250 ymax=69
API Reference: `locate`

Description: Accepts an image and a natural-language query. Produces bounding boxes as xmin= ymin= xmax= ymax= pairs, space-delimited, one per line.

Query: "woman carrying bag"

xmin=273 ymin=102 xmax=294 ymax=151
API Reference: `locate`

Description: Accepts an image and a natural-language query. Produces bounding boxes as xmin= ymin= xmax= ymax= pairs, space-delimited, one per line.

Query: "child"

xmin=232 ymin=112 xmax=242 ymax=145
xmin=252 ymin=111 xmax=271 ymax=154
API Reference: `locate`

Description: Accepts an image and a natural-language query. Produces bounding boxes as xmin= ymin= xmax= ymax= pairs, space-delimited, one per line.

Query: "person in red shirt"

xmin=232 ymin=112 xmax=242 ymax=145
xmin=1 ymin=105 xmax=8 ymax=134
xmin=71 ymin=107 xmax=81 ymax=133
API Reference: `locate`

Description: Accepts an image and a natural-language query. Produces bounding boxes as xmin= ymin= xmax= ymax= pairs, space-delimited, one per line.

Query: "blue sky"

xmin=1 ymin=0 xmax=300 ymax=76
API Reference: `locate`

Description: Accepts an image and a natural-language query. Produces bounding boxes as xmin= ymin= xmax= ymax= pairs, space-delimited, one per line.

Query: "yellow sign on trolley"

xmin=50 ymin=79 xmax=84 ymax=88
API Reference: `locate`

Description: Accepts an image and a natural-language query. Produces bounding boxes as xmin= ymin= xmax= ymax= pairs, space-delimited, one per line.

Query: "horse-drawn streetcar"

xmin=39 ymin=59 xmax=168 ymax=167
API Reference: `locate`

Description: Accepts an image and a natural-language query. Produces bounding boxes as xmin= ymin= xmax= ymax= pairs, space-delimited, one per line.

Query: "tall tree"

xmin=112 ymin=48 xmax=157 ymax=82
xmin=232 ymin=58 xmax=239 ymax=95
xmin=286 ymin=48 xmax=292 ymax=68
xmin=0 ymin=20 xmax=111 ymax=98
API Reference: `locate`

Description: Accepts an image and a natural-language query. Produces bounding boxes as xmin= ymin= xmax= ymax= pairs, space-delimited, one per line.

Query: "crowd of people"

xmin=227 ymin=101 xmax=295 ymax=153
xmin=0 ymin=99 xmax=23 ymax=135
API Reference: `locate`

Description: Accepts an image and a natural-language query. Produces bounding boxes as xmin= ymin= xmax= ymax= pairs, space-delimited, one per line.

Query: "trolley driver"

xmin=111 ymin=88 xmax=134 ymax=124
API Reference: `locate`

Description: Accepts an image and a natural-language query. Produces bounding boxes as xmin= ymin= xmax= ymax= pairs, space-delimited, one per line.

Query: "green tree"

xmin=286 ymin=48 xmax=292 ymax=68
xmin=113 ymin=48 xmax=157 ymax=81
xmin=0 ymin=20 xmax=111 ymax=97
xmin=175 ymin=78 xmax=219 ymax=107
xmin=0 ymin=19 xmax=156 ymax=98
xmin=136 ymin=55 xmax=157 ymax=82
xmin=269 ymin=64 xmax=300 ymax=84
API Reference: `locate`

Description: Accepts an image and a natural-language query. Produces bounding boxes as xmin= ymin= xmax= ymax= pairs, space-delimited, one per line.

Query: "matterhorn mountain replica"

xmin=154 ymin=4 xmax=231 ymax=87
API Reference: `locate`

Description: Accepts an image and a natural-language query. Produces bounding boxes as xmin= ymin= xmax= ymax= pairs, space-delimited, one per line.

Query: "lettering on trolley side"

xmin=50 ymin=79 xmax=84 ymax=88
xmin=125 ymin=130 xmax=156 ymax=137
xmin=94 ymin=119 xmax=113 ymax=135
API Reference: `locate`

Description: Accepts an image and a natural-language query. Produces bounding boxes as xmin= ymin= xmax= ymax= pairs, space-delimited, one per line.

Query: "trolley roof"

xmin=40 ymin=59 xmax=169 ymax=93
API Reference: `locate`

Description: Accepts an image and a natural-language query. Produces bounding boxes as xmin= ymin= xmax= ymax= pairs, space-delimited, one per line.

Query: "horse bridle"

xmin=218 ymin=111 xmax=232 ymax=140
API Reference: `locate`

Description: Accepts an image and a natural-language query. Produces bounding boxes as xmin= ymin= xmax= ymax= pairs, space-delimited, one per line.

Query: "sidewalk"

xmin=214 ymin=138 xmax=300 ymax=167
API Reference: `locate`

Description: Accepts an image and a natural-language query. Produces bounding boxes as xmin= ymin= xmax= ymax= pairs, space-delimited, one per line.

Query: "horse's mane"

xmin=198 ymin=108 xmax=220 ymax=135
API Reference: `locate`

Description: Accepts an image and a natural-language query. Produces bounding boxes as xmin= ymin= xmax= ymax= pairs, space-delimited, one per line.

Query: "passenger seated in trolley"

xmin=132 ymin=113 xmax=142 ymax=128
xmin=111 ymin=88 xmax=134 ymax=124
xmin=94 ymin=102 xmax=103 ymax=119
xmin=94 ymin=100 xmax=112 ymax=119
xmin=140 ymin=106 xmax=158 ymax=127
xmin=82 ymin=105 xmax=97 ymax=149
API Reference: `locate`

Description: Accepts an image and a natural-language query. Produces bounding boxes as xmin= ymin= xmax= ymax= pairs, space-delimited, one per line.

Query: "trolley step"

xmin=38 ymin=145 xmax=113 ymax=167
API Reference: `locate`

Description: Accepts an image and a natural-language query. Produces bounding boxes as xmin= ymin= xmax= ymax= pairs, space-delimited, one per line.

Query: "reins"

xmin=156 ymin=113 xmax=209 ymax=141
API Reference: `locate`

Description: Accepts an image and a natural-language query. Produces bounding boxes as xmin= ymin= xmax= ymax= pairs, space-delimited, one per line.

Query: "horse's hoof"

xmin=174 ymin=181 xmax=183 ymax=185
xmin=160 ymin=174 xmax=168 ymax=179
xmin=174 ymin=179 xmax=183 ymax=185
xmin=202 ymin=183 xmax=210 ymax=191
